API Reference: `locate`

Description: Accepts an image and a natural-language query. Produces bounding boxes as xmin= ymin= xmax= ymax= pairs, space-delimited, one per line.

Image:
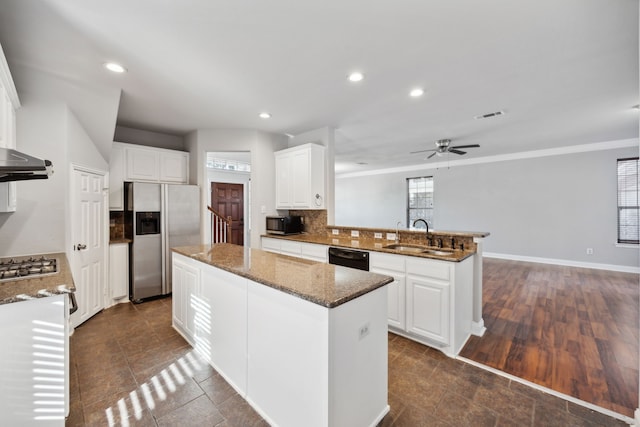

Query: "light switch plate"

xmin=374 ymin=232 xmax=382 ymax=239
xmin=351 ymin=230 xmax=359 ymax=238
xmin=332 ymin=229 xmax=340 ymax=235
xmin=386 ymin=233 xmax=396 ymax=241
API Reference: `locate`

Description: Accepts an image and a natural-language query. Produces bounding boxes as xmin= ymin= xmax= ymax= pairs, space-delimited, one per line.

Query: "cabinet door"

xmin=290 ymin=148 xmax=311 ymax=207
xmin=172 ymin=255 xmax=201 ymax=344
xmin=126 ymin=147 xmax=160 ymax=181
xmin=406 ymin=275 xmax=450 ymax=345
xmin=299 ymin=242 xmax=327 ymax=262
xmin=275 ymin=153 xmax=291 ymax=208
xmin=160 ymin=151 xmax=188 ymax=183
xmin=261 ymin=237 xmax=281 ymax=254
xmin=109 ymin=243 xmax=129 ymax=300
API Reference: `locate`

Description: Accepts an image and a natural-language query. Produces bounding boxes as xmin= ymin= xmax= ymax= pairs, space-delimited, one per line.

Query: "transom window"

xmin=407 ymin=176 xmax=433 ymax=228
xmin=617 ymin=157 xmax=639 ymax=244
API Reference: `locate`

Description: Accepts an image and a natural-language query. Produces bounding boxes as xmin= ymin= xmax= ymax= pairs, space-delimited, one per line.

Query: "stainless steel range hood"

xmin=0 ymin=148 xmax=53 ymax=182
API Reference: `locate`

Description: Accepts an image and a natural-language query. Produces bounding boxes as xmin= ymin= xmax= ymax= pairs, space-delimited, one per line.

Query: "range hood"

xmin=0 ymin=148 xmax=53 ymax=182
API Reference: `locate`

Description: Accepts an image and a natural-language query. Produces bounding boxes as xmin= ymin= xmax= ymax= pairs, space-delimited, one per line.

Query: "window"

xmin=407 ymin=176 xmax=434 ymax=228
xmin=618 ymin=157 xmax=639 ymax=244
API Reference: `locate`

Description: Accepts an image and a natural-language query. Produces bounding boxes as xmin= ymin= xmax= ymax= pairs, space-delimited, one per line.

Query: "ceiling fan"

xmin=410 ymin=139 xmax=480 ymax=159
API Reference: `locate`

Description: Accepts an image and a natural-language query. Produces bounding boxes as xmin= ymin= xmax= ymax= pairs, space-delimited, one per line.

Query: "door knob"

xmin=76 ymin=244 xmax=87 ymax=250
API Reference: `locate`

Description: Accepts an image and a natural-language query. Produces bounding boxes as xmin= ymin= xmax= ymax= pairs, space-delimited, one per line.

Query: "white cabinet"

xmin=261 ymin=237 xmax=327 ymax=262
xmin=125 ymin=146 xmax=160 ymax=181
xmin=406 ymin=275 xmax=450 ymax=344
xmin=274 ymin=143 xmax=325 ymax=209
xmin=109 ymin=243 xmax=129 ymax=300
xmin=159 ymin=150 xmax=189 ymax=182
xmin=0 ymin=66 xmax=19 ymax=213
xmin=172 ymin=254 xmax=201 ymax=343
xmin=370 ymin=252 xmax=406 ymax=330
xmin=109 ymin=142 xmax=189 ymax=210
xmin=0 ymin=294 xmax=69 ymax=426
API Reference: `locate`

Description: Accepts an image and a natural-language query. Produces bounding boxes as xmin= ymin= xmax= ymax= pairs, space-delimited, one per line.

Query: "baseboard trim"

xmin=471 ymin=320 xmax=486 ymax=337
xmin=483 ymin=252 xmax=639 ymax=274
xmin=457 ymin=357 xmax=635 ymax=425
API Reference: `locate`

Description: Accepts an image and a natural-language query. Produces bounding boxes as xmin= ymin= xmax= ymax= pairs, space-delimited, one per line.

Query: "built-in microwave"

xmin=266 ymin=215 xmax=303 ymax=235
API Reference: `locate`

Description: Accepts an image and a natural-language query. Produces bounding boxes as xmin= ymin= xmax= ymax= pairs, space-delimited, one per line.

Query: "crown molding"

xmin=336 ymin=138 xmax=639 ymax=179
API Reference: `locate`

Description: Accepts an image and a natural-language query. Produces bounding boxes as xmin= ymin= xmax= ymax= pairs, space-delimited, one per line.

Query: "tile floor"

xmin=66 ymin=297 xmax=629 ymax=426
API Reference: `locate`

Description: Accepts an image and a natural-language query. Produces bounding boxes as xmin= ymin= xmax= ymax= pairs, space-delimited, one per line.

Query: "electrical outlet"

xmin=351 ymin=230 xmax=359 ymax=238
xmin=358 ymin=323 xmax=370 ymax=340
xmin=374 ymin=232 xmax=383 ymax=239
xmin=332 ymin=229 xmax=339 ymax=235
xmin=586 ymin=248 xmax=594 ymax=255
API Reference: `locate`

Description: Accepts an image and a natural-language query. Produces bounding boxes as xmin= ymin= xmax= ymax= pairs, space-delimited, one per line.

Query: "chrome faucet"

xmin=396 ymin=221 xmax=402 ymax=244
xmin=412 ymin=219 xmax=429 ymax=244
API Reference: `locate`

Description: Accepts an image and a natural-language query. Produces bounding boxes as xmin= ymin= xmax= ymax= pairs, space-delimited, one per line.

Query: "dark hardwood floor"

xmin=460 ymin=258 xmax=639 ymax=418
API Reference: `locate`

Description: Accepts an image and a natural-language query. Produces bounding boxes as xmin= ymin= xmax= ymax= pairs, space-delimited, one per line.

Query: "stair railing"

xmin=208 ymin=206 xmax=232 ymax=244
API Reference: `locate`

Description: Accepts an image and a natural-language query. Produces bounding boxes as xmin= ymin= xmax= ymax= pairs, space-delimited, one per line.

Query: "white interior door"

xmin=70 ymin=167 xmax=106 ymax=328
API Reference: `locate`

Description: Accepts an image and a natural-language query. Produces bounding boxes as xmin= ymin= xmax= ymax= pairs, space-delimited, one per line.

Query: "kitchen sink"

xmin=382 ymin=244 xmax=455 ymax=256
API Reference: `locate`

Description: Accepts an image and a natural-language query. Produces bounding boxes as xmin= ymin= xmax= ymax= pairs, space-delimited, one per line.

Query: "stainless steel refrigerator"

xmin=125 ymin=182 xmax=200 ymax=302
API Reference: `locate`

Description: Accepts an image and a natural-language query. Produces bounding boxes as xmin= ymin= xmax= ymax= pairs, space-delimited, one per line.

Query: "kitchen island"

xmin=172 ymin=243 xmax=394 ymax=427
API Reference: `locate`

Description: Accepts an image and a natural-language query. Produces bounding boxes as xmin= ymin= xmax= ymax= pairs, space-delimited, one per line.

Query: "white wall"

xmin=0 ymin=101 xmax=108 ymax=257
xmin=114 ymin=125 xmax=185 ymax=151
xmin=185 ymin=129 xmax=288 ymax=248
xmin=336 ymin=143 xmax=639 ymax=270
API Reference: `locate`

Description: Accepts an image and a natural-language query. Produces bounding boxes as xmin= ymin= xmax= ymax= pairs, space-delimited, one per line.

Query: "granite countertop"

xmin=173 ymin=243 xmax=393 ymax=308
xmin=262 ymin=233 xmax=477 ymax=262
xmin=0 ymin=252 xmax=75 ymax=305
xmin=110 ymin=238 xmax=132 ymax=244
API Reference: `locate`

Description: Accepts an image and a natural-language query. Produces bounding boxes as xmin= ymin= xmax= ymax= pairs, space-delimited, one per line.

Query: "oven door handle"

xmin=68 ymin=292 xmax=78 ymax=315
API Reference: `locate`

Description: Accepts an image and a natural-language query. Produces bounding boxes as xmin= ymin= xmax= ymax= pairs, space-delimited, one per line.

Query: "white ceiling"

xmin=0 ymin=0 xmax=637 ymax=173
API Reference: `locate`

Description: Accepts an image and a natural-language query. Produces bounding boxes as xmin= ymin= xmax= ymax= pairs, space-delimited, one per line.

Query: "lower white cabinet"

xmin=109 ymin=243 xmax=129 ymax=300
xmin=406 ymin=275 xmax=449 ymax=344
xmin=0 ymin=294 xmax=69 ymax=426
xmin=261 ymin=237 xmax=327 ymax=262
xmin=172 ymin=254 xmax=201 ymax=342
xmin=372 ymin=251 xmax=473 ymax=356
xmin=370 ymin=252 xmax=406 ymax=330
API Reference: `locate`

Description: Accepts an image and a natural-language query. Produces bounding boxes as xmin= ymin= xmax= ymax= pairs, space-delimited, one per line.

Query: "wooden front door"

xmin=211 ymin=182 xmax=244 ymax=245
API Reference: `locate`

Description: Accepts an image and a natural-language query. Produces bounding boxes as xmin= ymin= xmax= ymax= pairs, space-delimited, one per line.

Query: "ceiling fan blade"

xmin=427 ymin=152 xmax=437 ymax=159
xmin=410 ymin=148 xmax=437 ymax=154
xmin=448 ymin=149 xmax=467 ymax=155
xmin=451 ymin=144 xmax=480 ymax=149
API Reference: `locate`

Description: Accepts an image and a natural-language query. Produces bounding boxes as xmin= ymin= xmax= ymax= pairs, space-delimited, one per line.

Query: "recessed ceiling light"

xmin=409 ymin=88 xmax=424 ymax=97
xmin=104 ymin=62 xmax=127 ymax=73
xmin=259 ymin=112 xmax=271 ymax=119
xmin=348 ymin=72 xmax=364 ymax=82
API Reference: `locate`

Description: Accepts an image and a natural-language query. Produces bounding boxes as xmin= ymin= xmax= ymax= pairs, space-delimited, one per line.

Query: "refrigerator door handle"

xmin=160 ymin=184 xmax=167 ymax=295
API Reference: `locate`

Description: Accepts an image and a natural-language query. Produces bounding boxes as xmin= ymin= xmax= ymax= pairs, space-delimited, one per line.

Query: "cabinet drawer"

xmin=406 ymin=258 xmax=450 ymax=281
xmin=370 ymin=251 xmax=405 ymax=272
xmin=280 ymin=240 xmax=302 ymax=255
xmin=300 ymin=242 xmax=327 ymax=261
xmin=261 ymin=237 xmax=281 ymax=252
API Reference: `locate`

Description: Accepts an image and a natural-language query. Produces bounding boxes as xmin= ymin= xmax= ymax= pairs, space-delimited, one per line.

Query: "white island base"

xmin=172 ymin=252 xmax=390 ymax=427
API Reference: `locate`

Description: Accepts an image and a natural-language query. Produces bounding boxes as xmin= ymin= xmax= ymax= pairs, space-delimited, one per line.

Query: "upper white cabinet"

xmin=109 ymin=142 xmax=189 ymax=210
xmin=126 ymin=146 xmax=160 ymax=181
xmin=275 ymin=143 xmax=325 ymax=209
xmin=0 ymin=45 xmax=20 ymax=213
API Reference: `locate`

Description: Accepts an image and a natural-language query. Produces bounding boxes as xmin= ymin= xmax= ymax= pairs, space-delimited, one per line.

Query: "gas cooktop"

xmin=0 ymin=256 xmax=59 ymax=281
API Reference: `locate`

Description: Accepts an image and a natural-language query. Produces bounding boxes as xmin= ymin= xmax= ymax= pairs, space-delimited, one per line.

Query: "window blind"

xmin=617 ymin=157 xmax=639 ymax=244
